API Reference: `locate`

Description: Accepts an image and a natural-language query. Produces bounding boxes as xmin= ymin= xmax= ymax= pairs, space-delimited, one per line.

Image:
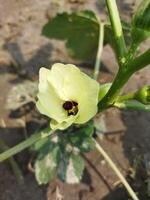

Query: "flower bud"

xmin=135 ymin=86 xmax=150 ymax=104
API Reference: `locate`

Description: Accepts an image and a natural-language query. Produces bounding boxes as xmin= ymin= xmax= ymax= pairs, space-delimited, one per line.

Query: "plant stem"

xmin=126 ymin=43 xmax=138 ymax=61
xmin=94 ymin=139 xmax=140 ymax=200
xmin=114 ymin=101 xmax=150 ymax=112
xmin=129 ymin=48 xmax=150 ymax=73
xmin=105 ymin=0 xmax=127 ymax=63
xmin=98 ymin=47 xmax=150 ymax=111
xmin=100 ymin=0 xmax=129 ymax=108
xmin=98 ymin=69 xmax=132 ymax=110
xmin=0 ymin=130 xmax=55 ymax=162
xmin=117 ymin=92 xmax=135 ymax=102
xmin=98 ymin=1 xmax=150 ymax=111
xmin=93 ymin=22 xmax=104 ymax=80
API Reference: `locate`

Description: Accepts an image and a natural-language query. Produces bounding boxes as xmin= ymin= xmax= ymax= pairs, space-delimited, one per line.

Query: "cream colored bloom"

xmin=36 ymin=63 xmax=99 ymax=130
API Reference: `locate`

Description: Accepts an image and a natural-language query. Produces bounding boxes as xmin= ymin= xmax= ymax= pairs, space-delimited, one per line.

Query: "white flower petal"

xmin=48 ymin=63 xmax=83 ymax=101
xmin=36 ymin=100 xmax=52 ymax=118
xmin=75 ymin=94 xmax=98 ymax=124
xmin=38 ymin=67 xmax=51 ymax=92
xmin=49 ymin=63 xmax=100 ymax=123
xmin=75 ymin=73 xmax=99 ymax=123
xmin=37 ymin=91 xmax=67 ymax=123
xmin=37 ymin=67 xmax=67 ymax=122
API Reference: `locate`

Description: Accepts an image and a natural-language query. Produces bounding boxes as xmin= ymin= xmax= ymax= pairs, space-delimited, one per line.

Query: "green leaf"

xmin=56 ymin=122 xmax=94 ymax=154
xmin=35 ymin=144 xmax=60 ymax=184
xmin=98 ymin=83 xmax=112 ymax=101
xmin=71 ymin=154 xmax=84 ymax=181
xmin=42 ymin=10 xmax=99 ymax=60
xmin=80 ymin=121 xmax=94 ymax=137
xmin=31 ymin=128 xmax=52 ymax=152
xmin=57 ymin=153 xmax=69 ymax=182
xmin=68 ymin=121 xmax=95 ymax=152
xmin=72 ymin=121 xmax=94 ymax=139
xmin=131 ymin=0 xmax=150 ymax=43
xmin=42 ymin=10 xmax=130 ymax=60
xmin=80 ymin=137 xmax=95 ymax=152
xmin=58 ymin=153 xmax=84 ymax=184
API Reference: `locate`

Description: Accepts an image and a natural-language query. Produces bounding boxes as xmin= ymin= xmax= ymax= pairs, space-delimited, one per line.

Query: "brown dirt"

xmin=0 ymin=0 xmax=150 ymax=200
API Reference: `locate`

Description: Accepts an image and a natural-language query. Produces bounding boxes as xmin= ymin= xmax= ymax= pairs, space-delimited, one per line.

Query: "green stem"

xmin=97 ymin=0 xmax=128 ymax=110
xmin=93 ymin=22 xmax=104 ymax=80
xmin=129 ymin=48 xmax=150 ymax=73
xmin=117 ymin=92 xmax=135 ymax=102
xmin=114 ymin=101 xmax=150 ymax=112
xmin=94 ymin=139 xmax=140 ymax=200
xmin=98 ymin=47 xmax=150 ymax=111
xmin=106 ymin=0 xmax=127 ymax=63
xmin=126 ymin=43 xmax=138 ymax=61
xmin=98 ymin=69 xmax=132 ymax=110
xmin=98 ymin=1 xmax=150 ymax=111
xmin=0 ymin=130 xmax=55 ymax=162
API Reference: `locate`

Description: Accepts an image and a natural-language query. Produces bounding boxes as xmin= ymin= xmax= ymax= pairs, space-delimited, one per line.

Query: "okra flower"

xmin=36 ymin=63 xmax=99 ymax=130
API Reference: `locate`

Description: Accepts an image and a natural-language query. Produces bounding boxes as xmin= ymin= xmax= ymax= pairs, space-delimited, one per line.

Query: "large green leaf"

xmin=42 ymin=10 xmax=131 ymax=61
xmin=42 ymin=10 xmax=99 ymax=60
xmin=33 ymin=122 xmax=96 ymax=184
xmin=131 ymin=0 xmax=150 ymax=43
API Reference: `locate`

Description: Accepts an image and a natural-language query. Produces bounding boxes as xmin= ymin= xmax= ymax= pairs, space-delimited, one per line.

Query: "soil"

xmin=0 ymin=0 xmax=150 ymax=200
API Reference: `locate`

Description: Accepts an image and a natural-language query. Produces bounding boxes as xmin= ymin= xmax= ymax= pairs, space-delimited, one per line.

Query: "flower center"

xmin=63 ymin=101 xmax=78 ymax=116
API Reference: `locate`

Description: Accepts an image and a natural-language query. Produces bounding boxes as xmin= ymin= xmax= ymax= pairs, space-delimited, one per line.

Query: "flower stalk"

xmin=93 ymin=22 xmax=104 ymax=80
xmin=117 ymin=92 xmax=136 ymax=102
xmin=94 ymin=139 xmax=140 ymax=200
xmin=114 ymin=101 xmax=150 ymax=112
xmin=0 ymin=130 xmax=55 ymax=162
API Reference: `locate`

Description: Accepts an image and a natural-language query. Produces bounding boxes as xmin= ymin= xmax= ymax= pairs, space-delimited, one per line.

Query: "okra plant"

xmin=1 ymin=1 xmax=150 ymax=200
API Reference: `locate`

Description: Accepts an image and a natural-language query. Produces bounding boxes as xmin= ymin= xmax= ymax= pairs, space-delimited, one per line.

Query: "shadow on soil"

xmin=102 ymin=110 xmax=150 ymax=200
xmin=4 ymin=42 xmax=53 ymax=80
